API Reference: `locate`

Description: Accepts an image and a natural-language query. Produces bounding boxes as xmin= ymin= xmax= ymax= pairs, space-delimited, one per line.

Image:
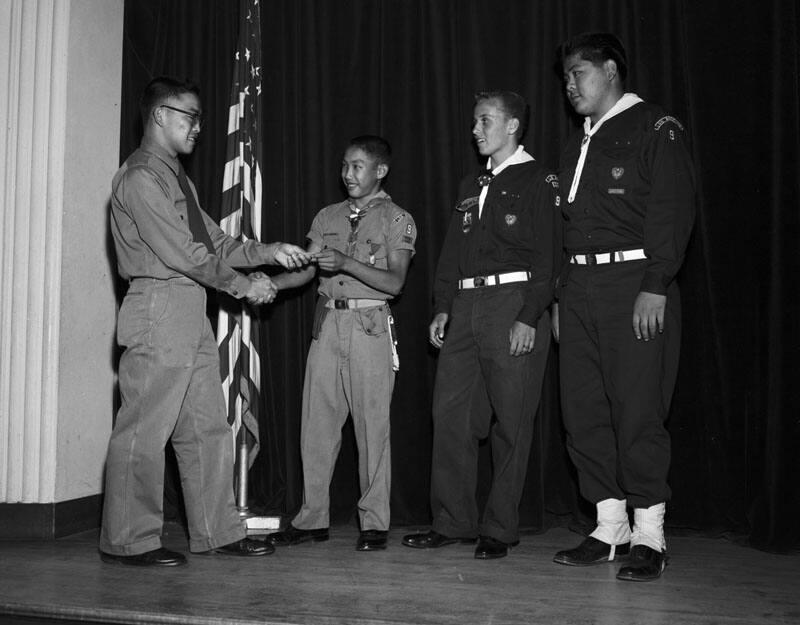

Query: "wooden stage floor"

xmin=0 ymin=524 xmax=798 ymax=625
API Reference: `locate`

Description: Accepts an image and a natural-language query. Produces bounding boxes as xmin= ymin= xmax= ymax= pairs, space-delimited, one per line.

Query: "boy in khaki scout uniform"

xmin=268 ymin=135 xmax=416 ymax=551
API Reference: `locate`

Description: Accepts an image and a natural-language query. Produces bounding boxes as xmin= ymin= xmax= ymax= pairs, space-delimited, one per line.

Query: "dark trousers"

xmin=430 ymin=284 xmax=551 ymax=544
xmin=559 ymin=261 xmax=680 ymax=509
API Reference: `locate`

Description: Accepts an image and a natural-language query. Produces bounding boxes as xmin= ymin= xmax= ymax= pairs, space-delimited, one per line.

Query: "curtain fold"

xmin=120 ymin=0 xmax=800 ymax=552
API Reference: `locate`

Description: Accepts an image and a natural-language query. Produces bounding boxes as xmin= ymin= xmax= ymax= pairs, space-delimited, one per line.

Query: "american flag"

xmin=217 ymin=0 xmax=263 ymax=466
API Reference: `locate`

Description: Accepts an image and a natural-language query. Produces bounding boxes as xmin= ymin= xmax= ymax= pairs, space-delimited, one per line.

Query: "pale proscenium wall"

xmin=0 ymin=0 xmax=123 ymax=538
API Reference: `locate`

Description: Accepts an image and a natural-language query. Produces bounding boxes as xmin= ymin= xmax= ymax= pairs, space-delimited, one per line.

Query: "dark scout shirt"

xmin=433 ymin=161 xmax=561 ymax=327
xmin=560 ymin=102 xmax=696 ymax=294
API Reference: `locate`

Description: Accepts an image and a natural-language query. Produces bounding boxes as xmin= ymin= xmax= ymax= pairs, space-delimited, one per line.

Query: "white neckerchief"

xmin=479 ymin=145 xmax=534 ymax=218
xmin=566 ymin=93 xmax=643 ymax=204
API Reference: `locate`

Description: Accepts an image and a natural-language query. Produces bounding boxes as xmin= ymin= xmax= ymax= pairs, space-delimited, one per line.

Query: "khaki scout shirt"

xmin=307 ymin=191 xmax=416 ymax=300
xmin=110 ymin=138 xmax=275 ymax=298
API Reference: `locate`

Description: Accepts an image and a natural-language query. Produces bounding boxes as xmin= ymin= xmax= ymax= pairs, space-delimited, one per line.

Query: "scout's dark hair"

xmin=140 ymin=76 xmax=200 ymax=124
xmin=347 ymin=135 xmax=392 ymax=167
xmin=559 ymin=32 xmax=628 ymax=83
xmin=474 ymin=90 xmax=529 ymax=140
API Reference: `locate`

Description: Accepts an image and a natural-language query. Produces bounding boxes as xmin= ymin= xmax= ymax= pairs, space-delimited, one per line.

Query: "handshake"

xmin=245 ymin=242 xmax=312 ymax=306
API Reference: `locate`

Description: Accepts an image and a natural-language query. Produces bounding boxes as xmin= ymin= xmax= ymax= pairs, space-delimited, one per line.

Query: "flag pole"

xmin=236 ymin=430 xmax=249 ymax=511
xmin=235 ymin=397 xmax=249 ymax=512
xmin=218 ymin=0 xmax=280 ymax=535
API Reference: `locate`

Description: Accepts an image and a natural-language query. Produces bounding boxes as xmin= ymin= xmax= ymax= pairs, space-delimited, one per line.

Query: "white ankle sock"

xmin=589 ymin=498 xmax=631 ymax=546
xmin=631 ymin=503 xmax=666 ymax=552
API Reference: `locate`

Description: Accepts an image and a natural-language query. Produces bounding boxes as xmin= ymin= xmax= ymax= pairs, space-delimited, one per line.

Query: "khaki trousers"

xmin=292 ymin=303 xmax=394 ymax=531
xmin=100 ymin=277 xmax=245 ymax=555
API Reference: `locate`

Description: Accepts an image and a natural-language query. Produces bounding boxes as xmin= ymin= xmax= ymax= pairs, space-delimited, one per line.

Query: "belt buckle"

xmin=585 ymin=253 xmax=597 ymax=266
xmin=334 ymin=299 xmax=347 ymax=309
xmin=473 ymin=276 xmax=486 ymax=287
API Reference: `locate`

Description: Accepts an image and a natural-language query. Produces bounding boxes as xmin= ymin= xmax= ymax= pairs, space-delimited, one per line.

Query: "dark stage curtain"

xmin=120 ymin=0 xmax=800 ymax=552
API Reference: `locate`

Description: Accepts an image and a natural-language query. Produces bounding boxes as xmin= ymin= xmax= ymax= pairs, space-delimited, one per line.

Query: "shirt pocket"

xmin=492 ymin=191 xmax=527 ymax=244
xmin=595 ymin=135 xmax=641 ymax=197
xmin=174 ymin=197 xmax=189 ymax=224
xmin=356 ymin=239 xmax=387 ymax=268
xmin=321 ymin=232 xmax=345 ymax=253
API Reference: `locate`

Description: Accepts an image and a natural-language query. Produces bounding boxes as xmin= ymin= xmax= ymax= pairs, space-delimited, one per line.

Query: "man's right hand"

xmin=429 ymin=313 xmax=449 ymax=349
xmin=245 ymin=273 xmax=277 ymax=305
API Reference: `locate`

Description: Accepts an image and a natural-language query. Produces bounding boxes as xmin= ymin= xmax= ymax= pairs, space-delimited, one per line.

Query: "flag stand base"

xmin=240 ymin=510 xmax=282 ymax=535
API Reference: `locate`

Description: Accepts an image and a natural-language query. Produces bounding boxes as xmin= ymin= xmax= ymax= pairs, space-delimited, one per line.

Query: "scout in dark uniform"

xmin=552 ymin=33 xmax=695 ymax=581
xmin=268 ymin=136 xmax=416 ymax=552
xmin=403 ymin=91 xmax=559 ymax=559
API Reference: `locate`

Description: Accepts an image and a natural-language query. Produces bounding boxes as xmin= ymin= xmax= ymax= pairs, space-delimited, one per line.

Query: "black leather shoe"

xmin=402 ymin=530 xmax=477 ymax=549
xmin=268 ymin=525 xmax=329 ymax=546
xmin=356 ymin=530 xmax=388 ymax=551
xmin=205 ymin=537 xmax=274 ymax=556
xmin=474 ymin=536 xmax=519 ymax=559
xmin=553 ymin=536 xmax=630 ymax=566
xmin=616 ymin=545 xmax=668 ymax=582
xmin=100 ymin=547 xmax=187 ymax=567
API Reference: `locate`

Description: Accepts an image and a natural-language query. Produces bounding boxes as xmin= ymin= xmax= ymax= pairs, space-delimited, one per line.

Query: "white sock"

xmin=631 ymin=503 xmax=666 ymax=552
xmin=589 ymin=498 xmax=631 ymax=551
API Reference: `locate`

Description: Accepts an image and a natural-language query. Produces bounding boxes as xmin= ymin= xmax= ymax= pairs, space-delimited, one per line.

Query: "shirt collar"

xmin=583 ymin=92 xmax=644 ymax=136
xmin=348 ymin=189 xmax=391 ymax=215
xmin=139 ymin=136 xmax=182 ymax=176
xmin=486 ymin=144 xmax=535 ymax=177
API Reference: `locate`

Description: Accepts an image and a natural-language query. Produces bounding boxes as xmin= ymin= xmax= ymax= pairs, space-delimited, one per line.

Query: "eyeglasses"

xmin=159 ymin=104 xmax=203 ymax=129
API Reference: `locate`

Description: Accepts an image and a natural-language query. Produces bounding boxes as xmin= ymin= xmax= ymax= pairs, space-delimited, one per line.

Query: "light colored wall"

xmin=55 ymin=0 xmax=123 ymax=502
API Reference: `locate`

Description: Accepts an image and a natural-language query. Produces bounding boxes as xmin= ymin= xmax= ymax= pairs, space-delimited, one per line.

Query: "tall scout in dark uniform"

xmin=403 ymin=91 xmax=559 ymax=559
xmin=552 ymin=33 xmax=695 ymax=581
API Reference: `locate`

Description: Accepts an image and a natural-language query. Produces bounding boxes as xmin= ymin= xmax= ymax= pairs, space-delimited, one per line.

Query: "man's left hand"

xmin=633 ymin=291 xmax=667 ymax=341
xmin=509 ymin=320 xmax=536 ymax=356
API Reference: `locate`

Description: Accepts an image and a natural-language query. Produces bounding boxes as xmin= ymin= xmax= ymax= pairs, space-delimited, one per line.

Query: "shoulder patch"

xmin=654 ymin=115 xmax=685 ymax=132
xmin=545 ymin=174 xmax=559 ymax=189
xmin=456 ymin=196 xmax=480 ymax=212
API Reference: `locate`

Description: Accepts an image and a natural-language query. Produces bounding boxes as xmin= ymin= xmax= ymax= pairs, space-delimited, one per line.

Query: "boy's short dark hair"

xmin=558 ymin=32 xmax=628 ymax=83
xmin=347 ymin=135 xmax=392 ymax=168
xmin=474 ymin=90 xmax=529 ymax=140
xmin=140 ymin=76 xmax=200 ymax=125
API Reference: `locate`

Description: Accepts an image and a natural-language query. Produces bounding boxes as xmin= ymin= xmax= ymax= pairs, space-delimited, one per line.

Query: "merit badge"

xmin=462 ymin=211 xmax=473 ymax=233
xmin=369 ymin=242 xmax=381 ymax=265
xmin=505 ymin=214 xmax=517 ymax=226
xmin=611 ymin=167 xmax=625 ymax=180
